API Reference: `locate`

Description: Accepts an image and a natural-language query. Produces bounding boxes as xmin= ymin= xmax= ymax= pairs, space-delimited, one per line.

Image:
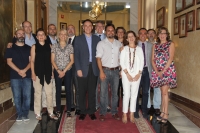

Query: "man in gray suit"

xmin=74 ymin=19 xmax=101 ymax=121
xmin=135 ymin=28 xmax=153 ymax=119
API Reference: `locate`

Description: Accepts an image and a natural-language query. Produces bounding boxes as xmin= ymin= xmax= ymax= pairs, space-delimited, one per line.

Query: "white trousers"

xmin=42 ymin=79 xmax=56 ymax=107
xmin=122 ymin=74 xmax=141 ymax=113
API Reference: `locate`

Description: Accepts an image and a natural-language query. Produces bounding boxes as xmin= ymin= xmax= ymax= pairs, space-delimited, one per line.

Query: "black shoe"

xmin=142 ymin=112 xmax=148 ymax=119
xmin=89 ymin=114 xmax=97 ymax=120
xmin=67 ymin=111 xmax=72 ymax=117
xmin=75 ymin=110 xmax=81 ymax=115
xmin=71 ymin=108 xmax=75 ymax=112
xmin=134 ymin=112 xmax=139 ymax=118
xmin=155 ymin=109 xmax=160 ymax=116
xmin=79 ymin=114 xmax=86 ymax=120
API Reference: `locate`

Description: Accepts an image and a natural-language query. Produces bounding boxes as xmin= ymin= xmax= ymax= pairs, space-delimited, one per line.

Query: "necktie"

xmin=68 ymin=38 xmax=72 ymax=44
xmin=99 ymin=35 xmax=101 ymax=40
xmin=142 ymin=43 xmax=146 ymax=66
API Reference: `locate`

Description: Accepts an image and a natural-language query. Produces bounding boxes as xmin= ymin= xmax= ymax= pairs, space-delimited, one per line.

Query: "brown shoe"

xmin=112 ymin=113 xmax=120 ymax=120
xmin=99 ymin=115 xmax=105 ymax=121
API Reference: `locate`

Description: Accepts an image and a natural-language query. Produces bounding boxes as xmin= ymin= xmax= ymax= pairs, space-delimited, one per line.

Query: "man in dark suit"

xmin=74 ymin=19 xmax=100 ymax=120
xmin=66 ymin=24 xmax=80 ymax=115
xmin=46 ymin=24 xmax=57 ymax=45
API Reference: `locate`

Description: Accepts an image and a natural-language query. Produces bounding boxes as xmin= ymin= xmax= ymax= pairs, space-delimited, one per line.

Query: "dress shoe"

xmin=142 ymin=112 xmax=148 ymax=119
xmin=99 ymin=115 xmax=105 ymax=121
xmin=112 ymin=113 xmax=120 ymax=120
xmin=134 ymin=112 xmax=139 ymax=118
xmin=75 ymin=110 xmax=81 ymax=115
xmin=89 ymin=114 xmax=97 ymax=120
xmin=71 ymin=108 xmax=75 ymax=112
xmin=155 ymin=109 xmax=160 ymax=116
xmin=79 ymin=114 xmax=86 ymax=120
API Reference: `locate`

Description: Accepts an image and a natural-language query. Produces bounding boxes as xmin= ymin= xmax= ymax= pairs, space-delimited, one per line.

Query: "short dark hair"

xmin=48 ymin=24 xmax=56 ymax=29
xmin=147 ymin=29 xmax=156 ymax=34
xmin=82 ymin=19 xmax=93 ymax=25
xmin=36 ymin=28 xmax=45 ymax=36
xmin=22 ymin=21 xmax=32 ymax=27
xmin=105 ymin=23 xmax=115 ymax=31
xmin=126 ymin=30 xmax=138 ymax=45
xmin=138 ymin=28 xmax=147 ymax=34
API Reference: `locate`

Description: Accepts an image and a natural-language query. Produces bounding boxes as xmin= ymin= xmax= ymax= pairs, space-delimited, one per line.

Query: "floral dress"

xmin=150 ymin=41 xmax=177 ymax=89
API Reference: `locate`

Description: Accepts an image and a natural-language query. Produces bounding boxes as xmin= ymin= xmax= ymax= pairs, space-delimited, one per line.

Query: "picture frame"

xmin=175 ymin=0 xmax=184 ymax=13
xmin=179 ymin=14 xmax=187 ymax=38
xmin=187 ymin=10 xmax=195 ymax=32
xmin=157 ymin=7 xmax=165 ymax=28
xmin=197 ymin=0 xmax=200 ymax=4
xmin=60 ymin=22 xmax=67 ymax=30
xmin=174 ymin=16 xmax=179 ymax=35
xmin=196 ymin=7 xmax=200 ymax=30
xmin=184 ymin=0 xmax=195 ymax=9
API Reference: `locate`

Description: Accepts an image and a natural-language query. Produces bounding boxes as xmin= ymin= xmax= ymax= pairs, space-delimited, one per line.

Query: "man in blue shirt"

xmin=5 ymin=29 xmax=31 ymax=122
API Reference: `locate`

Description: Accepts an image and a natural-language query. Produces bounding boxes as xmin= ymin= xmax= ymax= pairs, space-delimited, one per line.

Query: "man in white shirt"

xmin=96 ymin=23 xmax=122 ymax=121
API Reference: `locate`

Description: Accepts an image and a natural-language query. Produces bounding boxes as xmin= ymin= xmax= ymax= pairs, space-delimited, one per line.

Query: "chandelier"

xmin=89 ymin=1 xmax=106 ymax=20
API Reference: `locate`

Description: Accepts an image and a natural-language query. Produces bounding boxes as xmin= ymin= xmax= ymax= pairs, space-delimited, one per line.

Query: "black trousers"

xmin=30 ymin=81 xmax=34 ymax=111
xmin=71 ymin=75 xmax=79 ymax=109
xmin=77 ymin=64 xmax=97 ymax=115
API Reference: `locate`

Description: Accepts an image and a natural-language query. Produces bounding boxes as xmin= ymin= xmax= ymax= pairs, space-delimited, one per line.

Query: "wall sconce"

xmin=125 ymin=2 xmax=130 ymax=8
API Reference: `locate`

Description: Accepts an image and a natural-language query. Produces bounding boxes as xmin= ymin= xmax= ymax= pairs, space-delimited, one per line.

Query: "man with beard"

xmin=96 ymin=23 xmax=122 ymax=121
xmin=4 ymin=29 xmax=31 ymax=121
xmin=147 ymin=29 xmax=161 ymax=116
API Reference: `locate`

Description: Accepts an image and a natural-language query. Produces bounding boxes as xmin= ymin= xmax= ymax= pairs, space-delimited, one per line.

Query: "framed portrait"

xmin=174 ymin=17 xmax=179 ymax=35
xmin=196 ymin=7 xmax=200 ymax=30
xmin=157 ymin=7 xmax=165 ymax=28
xmin=179 ymin=14 xmax=187 ymax=38
xmin=184 ymin=0 xmax=195 ymax=9
xmin=187 ymin=10 xmax=195 ymax=32
xmin=60 ymin=22 xmax=67 ymax=30
xmin=197 ymin=0 xmax=200 ymax=4
xmin=175 ymin=0 xmax=184 ymax=13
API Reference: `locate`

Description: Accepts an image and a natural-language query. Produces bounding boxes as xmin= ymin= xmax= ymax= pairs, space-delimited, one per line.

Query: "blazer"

xmin=74 ymin=34 xmax=101 ymax=77
xmin=138 ymin=41 xmax=153 ymax=78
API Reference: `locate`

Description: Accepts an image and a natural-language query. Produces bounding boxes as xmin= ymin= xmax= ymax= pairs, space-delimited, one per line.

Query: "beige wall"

xmin=151 ymin=0 xmax=200 ymax=103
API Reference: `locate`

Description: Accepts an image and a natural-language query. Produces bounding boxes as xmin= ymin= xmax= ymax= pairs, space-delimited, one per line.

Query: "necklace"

xmin=129 ymin=47 xmax=136 ymax=70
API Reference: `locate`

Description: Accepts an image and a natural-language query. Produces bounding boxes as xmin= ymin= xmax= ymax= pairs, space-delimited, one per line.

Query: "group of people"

xmin=5 ymin=19 xmax=177 ymax=125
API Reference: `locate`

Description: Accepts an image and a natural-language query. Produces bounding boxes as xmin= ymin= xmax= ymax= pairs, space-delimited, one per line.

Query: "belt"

xmin=102 ymin=66 xmax=119 ymax=70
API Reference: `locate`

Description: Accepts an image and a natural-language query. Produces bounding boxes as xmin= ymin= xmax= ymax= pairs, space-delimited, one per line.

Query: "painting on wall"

xmin=174 ymin=17 xmax=179 ymax=35
xmin=60 ymin=22 xmax=67 ymax=30
xmin=187 ymin=10 xmax=195 ymax=32
xmin=157 ymin=7 xmax=165 ymax=28
xmin=179 ymin=14 xmax=187 ymax=38
xmin=175 ymin=0 xmax=184 ymax=13
xmin=184 ymin=0 xmax=195 ymax=9
xmin=0 ymin=0 xmax=14 ymax=83
xmin=196 ymin=7 xmax=200 ymax=30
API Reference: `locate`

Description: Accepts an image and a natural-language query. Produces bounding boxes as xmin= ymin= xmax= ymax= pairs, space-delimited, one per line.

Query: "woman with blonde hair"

xmin=51 ymin=29 xmax=74 ymax=117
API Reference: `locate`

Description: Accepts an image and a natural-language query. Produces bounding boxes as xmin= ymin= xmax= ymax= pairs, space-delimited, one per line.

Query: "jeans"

xmin=136 ymin=67 xmax=150 ymax=114
xmin=100 ymin=69 xmax=119 ymax=115
xmin=11 ymin=78 xmax=31 ymax=117
xmin=54 ymin=69 xmax=72 ymax=112
xmin=147 ymin=88 xmax=161 ymax=109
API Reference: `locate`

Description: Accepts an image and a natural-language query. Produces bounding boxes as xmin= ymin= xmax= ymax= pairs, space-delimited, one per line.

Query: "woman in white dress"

xmin=120 ymin=31 xmax=144 ymax=123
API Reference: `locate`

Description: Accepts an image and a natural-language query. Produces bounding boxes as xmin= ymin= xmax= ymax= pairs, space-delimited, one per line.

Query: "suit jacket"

xmin=74 ymin=34 xmax=100 ymax=77
xmin=138 ymin=41 xmax=153 ymax=78
xmin=94 ymin=33 xmax=106 ymax=41
xmin=71 ymin=36 xmax=76 ymax=77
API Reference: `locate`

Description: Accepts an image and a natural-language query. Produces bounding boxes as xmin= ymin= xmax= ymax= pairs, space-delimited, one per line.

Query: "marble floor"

xmin=5 ymin=101 xmax=200 ymax=133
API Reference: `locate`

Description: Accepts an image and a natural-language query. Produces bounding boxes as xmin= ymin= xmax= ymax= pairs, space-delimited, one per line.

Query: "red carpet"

xmin=75 ymin=109 xmax=140 ymax=133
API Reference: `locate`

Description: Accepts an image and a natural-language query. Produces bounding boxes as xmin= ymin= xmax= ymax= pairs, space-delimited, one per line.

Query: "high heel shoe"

xmin=156 ymin=112 xmax=164 ymax=121
xmin=130 ymin=114 xmax=135 ymax=123
xmin=122 ymin=114 xmax=127 ymax=124
xmin=160 ymin=113 xmax=169 ymax=124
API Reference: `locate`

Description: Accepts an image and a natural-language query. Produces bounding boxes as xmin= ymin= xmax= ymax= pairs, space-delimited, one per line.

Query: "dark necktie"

xmin=99 ymin=35 xmax=101 ymax=40
xmin=142 ymin=43 xmax=146 ymax=66
xmin=68 ymin=38 xmax=72 ymax=44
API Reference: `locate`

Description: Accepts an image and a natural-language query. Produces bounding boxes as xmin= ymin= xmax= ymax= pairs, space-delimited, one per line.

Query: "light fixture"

xmin=89 ymin=1 xmax=103 ymax=20
xmin=85 ymin=2 xmax=88 ymax=8
xmin=125 ymin=2 xmax=130 ymax=8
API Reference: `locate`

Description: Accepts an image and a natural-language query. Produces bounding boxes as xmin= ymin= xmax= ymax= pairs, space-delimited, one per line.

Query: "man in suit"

xmin=67 ymin=24 xmax=80 ymax=115
xmin=135 ymin=28 xmax=153 ymax=119
xmin=46 ymin=24 xmax=57 ymax=45
xmin=94 ymin=21 xmax=111 ymax=112
xmin=74 ymin=19 xmax=100 ymax=120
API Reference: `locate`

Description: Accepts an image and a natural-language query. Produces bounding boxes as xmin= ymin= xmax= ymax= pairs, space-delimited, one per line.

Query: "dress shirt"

xmin=49 ymin=35 xmax=57 ymax=45
xmin=25 ymin=33 xmax=36 ymax=47
xmin=96 ymin=38 xmax=122 ymax=68
xmin=138 ymin=41 xmax=148 ymax=67
xmin=85 ymin=34 xmax=92 ymax=62
xmin=96 ymin=33 xmax=105 ymax=40
xmin=68 ymin=35 xmax=75 ymax=44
